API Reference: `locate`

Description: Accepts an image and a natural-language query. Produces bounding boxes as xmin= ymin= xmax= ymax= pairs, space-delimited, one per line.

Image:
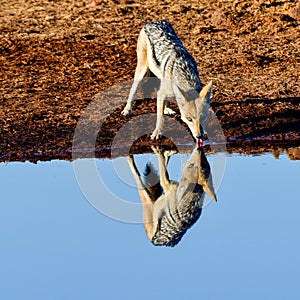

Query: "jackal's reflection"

xmin=127 ymin=146 xmax=217 ymax=247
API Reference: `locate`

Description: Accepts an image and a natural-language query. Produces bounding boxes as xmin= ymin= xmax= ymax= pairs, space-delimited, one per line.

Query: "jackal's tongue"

xmin=197 ymin=138 xmax=203 ymax=148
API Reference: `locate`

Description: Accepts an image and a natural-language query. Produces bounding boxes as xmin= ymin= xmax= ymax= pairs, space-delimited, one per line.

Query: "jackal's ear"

xmin=199 ymin=80 xmax=213 ymax=102
xmin=203 ymin=181 xmax=217 ymax=202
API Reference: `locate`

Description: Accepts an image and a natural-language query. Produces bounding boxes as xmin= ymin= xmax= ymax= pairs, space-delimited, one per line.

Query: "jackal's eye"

xmin=186 ymin=117 xmax=193 ymax=122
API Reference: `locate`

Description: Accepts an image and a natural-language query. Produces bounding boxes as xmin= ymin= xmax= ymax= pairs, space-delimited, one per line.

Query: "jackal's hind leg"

xmin=122 ymin=64 xmax=149 ymax=116
xmin=122 ymin=29 xmax=149 ymax=116
xmin=164 ymin=106 xmax=176 ymax=115
xmin=163 ymin=100 xmax=176 ymax=115
xmin=163 ymin=149 xmax=178 ymax=164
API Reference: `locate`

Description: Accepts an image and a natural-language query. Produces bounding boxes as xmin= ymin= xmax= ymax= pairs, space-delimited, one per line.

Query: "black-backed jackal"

xmin=127 ymin=146 xmax=217 ymax=247
xmin=122 ymin=20 xmax=213 ymax=147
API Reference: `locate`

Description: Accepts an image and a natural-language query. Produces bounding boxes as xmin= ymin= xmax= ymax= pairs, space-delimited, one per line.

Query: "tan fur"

xmin=127 ymin=146 xmax=217 ymax=247
xmin=121 ymin=21 xmax=213 ymax=141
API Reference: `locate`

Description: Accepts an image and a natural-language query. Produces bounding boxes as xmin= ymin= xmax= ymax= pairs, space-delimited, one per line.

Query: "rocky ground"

xmin=1 ymin=0 xmax=300 ymax=162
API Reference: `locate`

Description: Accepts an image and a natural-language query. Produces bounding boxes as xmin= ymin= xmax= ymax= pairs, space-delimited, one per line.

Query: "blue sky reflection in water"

xmin=0 ymin=153 xmax=299 ymax=300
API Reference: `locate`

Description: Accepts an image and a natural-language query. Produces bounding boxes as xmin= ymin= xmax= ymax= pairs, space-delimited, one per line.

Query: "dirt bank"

xmin=1 ymin=0 xmax=299 ymax=162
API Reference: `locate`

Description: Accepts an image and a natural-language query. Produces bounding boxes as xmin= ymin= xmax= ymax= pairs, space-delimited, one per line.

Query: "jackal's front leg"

xmin=150 ymin=89 xmax=166 ymax=140
xmin=151 ymin=146 xmax=170 ymax=191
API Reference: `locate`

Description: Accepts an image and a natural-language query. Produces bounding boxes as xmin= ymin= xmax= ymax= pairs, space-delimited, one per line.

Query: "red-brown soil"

xmin=1 ymin=0 xmax=300 ymax=162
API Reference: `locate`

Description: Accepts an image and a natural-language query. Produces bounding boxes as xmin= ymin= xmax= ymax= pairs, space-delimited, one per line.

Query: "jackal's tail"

xmin=143 ymin=162 xmax=163 ymax=201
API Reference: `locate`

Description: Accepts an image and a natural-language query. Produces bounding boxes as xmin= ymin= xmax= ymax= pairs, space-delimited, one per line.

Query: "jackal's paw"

xmin=164 ymin=150 xmax=177 ymax=158
xmin=164 ymin=107 xmax=176 ymax=115
xmin=151 ymin=145 xmax=161 ymax=154
xmin=121 ymin=107 xmax=132 ymax=116
xmin=150 ymin=129 xmax=162 ymax=140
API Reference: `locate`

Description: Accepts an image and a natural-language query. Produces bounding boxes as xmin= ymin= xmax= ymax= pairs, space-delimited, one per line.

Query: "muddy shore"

xmin=1 ymin=0 xmax=299 ymax=162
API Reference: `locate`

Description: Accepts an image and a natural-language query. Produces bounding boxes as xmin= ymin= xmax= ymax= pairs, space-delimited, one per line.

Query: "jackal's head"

xmin=177 ymin=81 xmax=213 ymax=144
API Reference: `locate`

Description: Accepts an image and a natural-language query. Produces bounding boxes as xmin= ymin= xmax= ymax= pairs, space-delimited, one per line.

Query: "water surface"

xmin=0 ymin=152 xmax=299 ymax=299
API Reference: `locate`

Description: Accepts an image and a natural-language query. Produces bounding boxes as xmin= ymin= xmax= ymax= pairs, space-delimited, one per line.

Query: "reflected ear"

xmin=199 ymin=80 xmax=213 ymax=103
xmin=203 ymin=181 xmax=217 ymax=202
